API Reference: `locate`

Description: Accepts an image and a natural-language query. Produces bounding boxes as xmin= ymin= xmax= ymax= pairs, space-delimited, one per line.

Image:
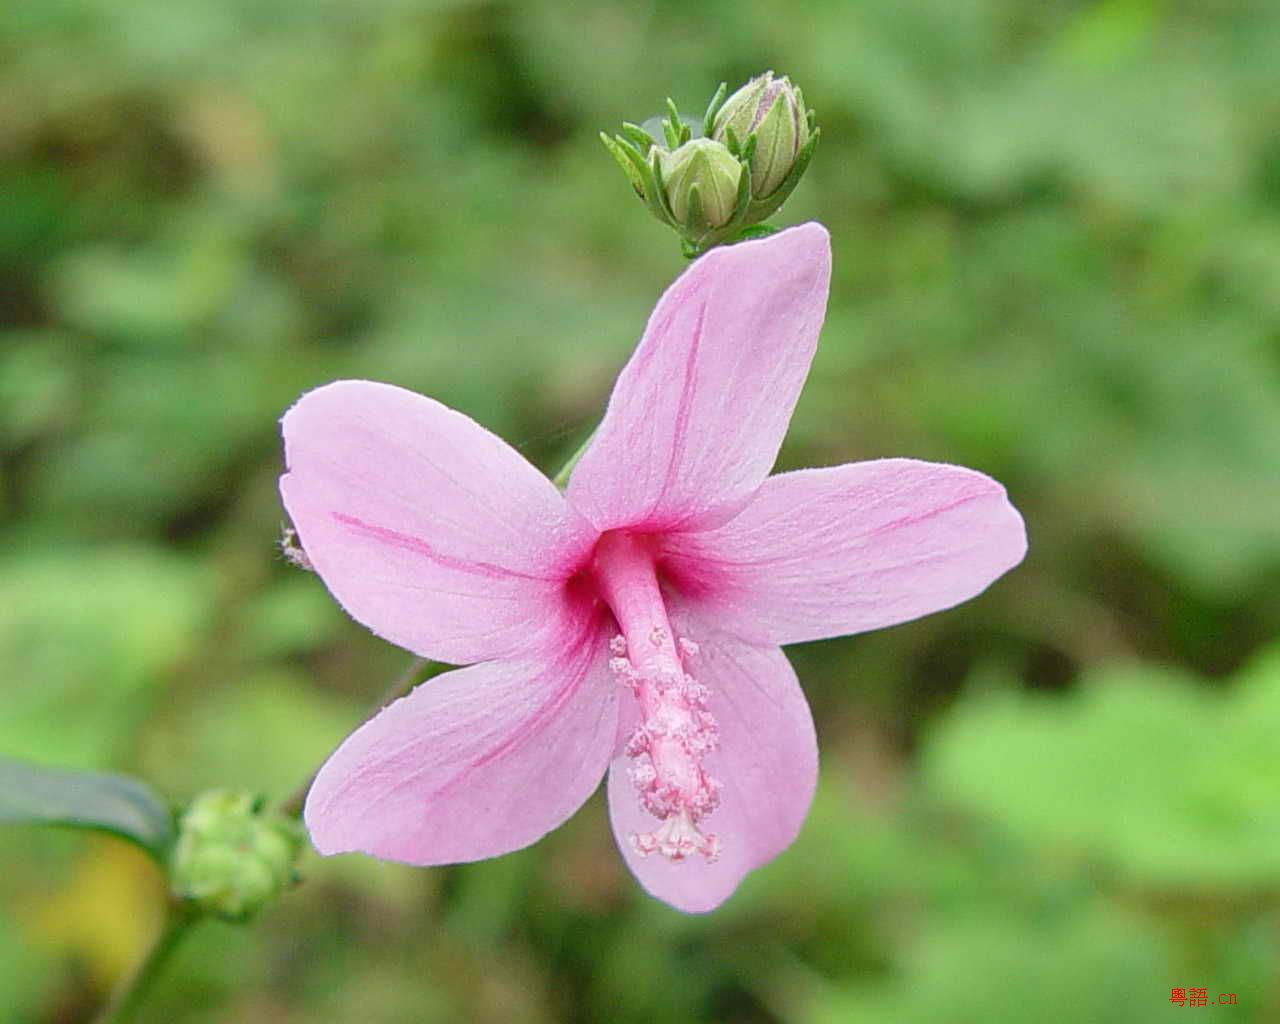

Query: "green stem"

xmin=551 ymin=428 xmax=596 ymax=489
xmin=94 ymin=904 xmax=195 ymax=1024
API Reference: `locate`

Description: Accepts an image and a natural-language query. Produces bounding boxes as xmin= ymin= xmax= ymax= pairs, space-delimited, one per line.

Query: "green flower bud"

xmin=602 ymin=79 xmax=816 ymax=257
xmin=659 ymin=138 xmax=743 ymax=229
xmin=712 ymin=71 xmax=812 ymax=200
xmin=169 ymin=790 xmax=303 ymax=922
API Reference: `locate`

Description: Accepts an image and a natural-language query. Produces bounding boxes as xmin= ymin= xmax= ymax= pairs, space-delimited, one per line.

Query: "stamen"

xmin=280 ymin=526 xmax=314 ymax=571
xmin=594 ymin=532 xmax=723 ymax=865
xmin=630 ymin=806 xmax=721 ymax=862
xmin=608 ymin=641 xmax=722 ymax=864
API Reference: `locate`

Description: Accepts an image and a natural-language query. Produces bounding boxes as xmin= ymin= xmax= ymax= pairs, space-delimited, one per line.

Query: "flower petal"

xmin=281 ymin=380 xmax=596 ymax=664
xmin=607 ymin=605 xmax=817 ymax=913
xmin=568 ymin=223 xmax=831 ymax=533
xmin=662 ymin=459 xmax=1027 ymax=646
xmin=305 ymin=629 xmax=618 ymax=865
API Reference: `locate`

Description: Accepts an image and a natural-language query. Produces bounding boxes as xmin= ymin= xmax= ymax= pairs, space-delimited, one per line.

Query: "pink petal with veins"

xmin=281 ymin=380 xmax=597 ymax=665
xmin=662 ymin=459 xmax=1027 ymax=646
xmin=306 ymin=623 xmax=617 ymax=865
xmin=568 ymin=223 xmax=831 ymax=534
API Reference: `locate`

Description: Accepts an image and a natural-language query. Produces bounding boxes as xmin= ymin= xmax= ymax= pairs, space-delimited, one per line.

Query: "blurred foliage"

xmin=926 ymin=647 xmax=1280 ymax=889
xmin=2 ymin=0 xmax=1280 ymax=1021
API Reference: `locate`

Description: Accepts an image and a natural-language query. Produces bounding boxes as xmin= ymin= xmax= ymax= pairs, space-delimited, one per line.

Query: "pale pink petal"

xmin=305 ymin=629 xmax=617 ymax=864
xmin=662 ymin=459 xmax=1027 ymax=646
xmin=281 ymin=380 xmax=597 ymax=665
xmin=607 ymin=604 xmax=817 ymax=913
xmin=568 ymin=223 xmax=832 ymax=533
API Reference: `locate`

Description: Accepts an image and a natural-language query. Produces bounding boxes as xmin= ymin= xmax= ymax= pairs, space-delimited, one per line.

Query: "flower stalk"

xmin=93 ymin=903 xmax=196 ymax=1024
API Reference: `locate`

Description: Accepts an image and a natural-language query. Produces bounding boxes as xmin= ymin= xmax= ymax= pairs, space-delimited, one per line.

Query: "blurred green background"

xmin=3 ymin=0 xmax=1280 ymax=1020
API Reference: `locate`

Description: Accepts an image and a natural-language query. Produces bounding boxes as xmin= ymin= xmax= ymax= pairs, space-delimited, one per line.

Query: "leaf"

xmin=0 ymin=547 xmax=214 ymax=768
xmin=138 ymin=667 xmax=362 ymax=798
xmin=0 ymin=757 xmax=174 ymax=860
xmin=922 ymin=647 xmax=1280 ymax=889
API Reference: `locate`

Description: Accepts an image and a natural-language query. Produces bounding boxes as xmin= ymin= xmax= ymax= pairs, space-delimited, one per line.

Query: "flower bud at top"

xmin=601 ymin=78 xmax=816 ymax=256
xmin=712 ymin=71 xmax=811 ymax=199
xmin=659 ymin=138 xmax=743 ymax=229
xmin=169 ymin=790 xmax=303 ymax=922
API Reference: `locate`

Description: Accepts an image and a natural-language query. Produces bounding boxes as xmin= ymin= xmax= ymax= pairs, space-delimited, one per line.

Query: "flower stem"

xmin=93 ymin=904 xmax=195 ymax=1024
xmin=552 ymin=429 xmax=595 ymax=489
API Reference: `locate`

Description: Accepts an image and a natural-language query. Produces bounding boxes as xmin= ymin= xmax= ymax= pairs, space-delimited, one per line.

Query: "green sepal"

xmin=601 ymin=132 xmax=646 ymax=196
xmin=702 ymin=81 xmax=728 ymax=138
xmin=745 ymin=125 xmax=820 ymax=223
xmin=0 ymin=756 xmax=175 ymax=862
xmin=731 ymin=223 xmax=780 ymax=242
xmin=617 ymin=139 xmax=655 ymax=191
xmin=723 ymin=123 xmax=742 ymax=157
xmin=666 ymin=98 xmax=689 ymax=139
xmin=685 ymin=181 xmax=708 ymax=238
xmin=662 ymin=99 xmax=682 ymax=150
xmin=611 ymin=136 xmax=670 ymax=226
xmin=649 ymin=147 xmax=677 ymax=223
xmin=621 ymin=121 xmax=657 ymax=150
xmin=730 ymin=153 xmax=754 ymax=223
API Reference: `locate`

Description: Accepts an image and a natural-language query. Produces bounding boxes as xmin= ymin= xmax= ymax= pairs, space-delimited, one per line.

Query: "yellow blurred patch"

xmin=21 ymin=836 xmax=167 ymax=992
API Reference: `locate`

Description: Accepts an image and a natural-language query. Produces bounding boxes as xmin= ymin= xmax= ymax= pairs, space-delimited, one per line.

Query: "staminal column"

xmin=592 ymin=531 xmax=721 ymax=862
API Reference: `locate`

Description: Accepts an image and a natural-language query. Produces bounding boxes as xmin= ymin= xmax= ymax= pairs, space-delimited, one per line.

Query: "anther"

xmin=620 ymin=633 xmax=722 ymax=864
xmin=280 ymin=526 xmax=314 ymax=571
xmin=630 ymin=807 xmax=721 ymax=863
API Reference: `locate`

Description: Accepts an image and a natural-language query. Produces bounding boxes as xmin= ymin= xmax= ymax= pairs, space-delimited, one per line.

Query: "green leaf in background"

xmin=923 ymin=646 xmax=1280 ymax=889
xmin=0 ymin=757 xmax=174 ymax=860
xmin=807 ymin=903 xmax=1174 ymax=1024
xmin=0 ymin=332 xmax=78 ymax=450
xmin=0 ymin=546 xmax=214 ymax=769
xmin=138 ymin=667 xmax=362 ymax=799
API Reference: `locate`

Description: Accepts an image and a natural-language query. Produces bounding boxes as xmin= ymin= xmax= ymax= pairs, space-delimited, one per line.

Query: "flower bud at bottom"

xmin=169 ymin=790 xmax=303 ymax=922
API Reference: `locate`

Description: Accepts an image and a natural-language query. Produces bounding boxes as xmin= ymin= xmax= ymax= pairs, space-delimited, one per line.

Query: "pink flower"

xmin=280 ymin=223 xmax=1025 ymax=913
